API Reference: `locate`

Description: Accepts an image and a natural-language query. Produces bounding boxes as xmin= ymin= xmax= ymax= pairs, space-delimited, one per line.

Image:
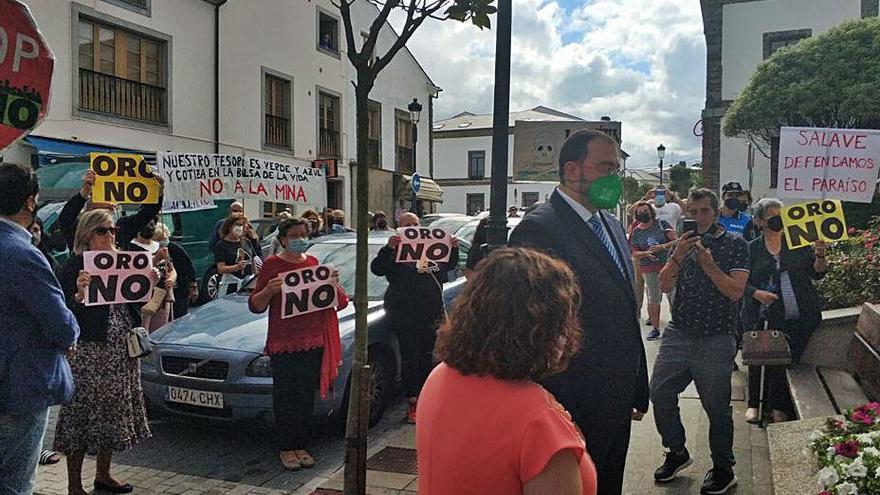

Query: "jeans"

xmin=0 ymin=408 xmax=49 ymax=495
xmin=271 ymin=349 xmax=323 ymax=451
xmin=650 ymin=329 xmax=737 ymax=469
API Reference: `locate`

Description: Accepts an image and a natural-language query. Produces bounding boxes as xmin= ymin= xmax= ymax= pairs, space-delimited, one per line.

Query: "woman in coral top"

xmin=417 ymin=247 xmax=597 ymax=495
xmin=249 ymin=218 xmax=348 ymax=471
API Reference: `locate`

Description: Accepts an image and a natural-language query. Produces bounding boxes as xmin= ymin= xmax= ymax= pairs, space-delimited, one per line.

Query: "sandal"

xmin=39 ymin=450 xmax=61 ymax=465
xmin=295 ymin=450 xmax=315 ymax=468
xmin=279 ymin=450 xmax=301 ymax=470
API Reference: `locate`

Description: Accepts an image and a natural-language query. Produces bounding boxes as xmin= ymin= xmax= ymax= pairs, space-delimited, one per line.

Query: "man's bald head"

xmin=399 ymin=212 xmax=420 ymax=228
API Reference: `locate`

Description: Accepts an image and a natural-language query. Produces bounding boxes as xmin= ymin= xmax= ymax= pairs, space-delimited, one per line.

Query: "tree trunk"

xmin=344 ymin=73 xmax=375 ymax=495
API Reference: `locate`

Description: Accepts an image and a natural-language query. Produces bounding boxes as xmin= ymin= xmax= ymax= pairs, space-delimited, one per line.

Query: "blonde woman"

xmin=55 ymin=210 xmax=151 ymax=495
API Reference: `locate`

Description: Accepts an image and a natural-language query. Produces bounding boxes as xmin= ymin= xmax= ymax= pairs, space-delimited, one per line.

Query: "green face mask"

xmin=587 ymin=174 xmax=622 ymax=209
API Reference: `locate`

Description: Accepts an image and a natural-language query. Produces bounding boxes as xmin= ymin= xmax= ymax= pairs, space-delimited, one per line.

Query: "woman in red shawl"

xmin=249 ymin=218 xmax=348 ymax=471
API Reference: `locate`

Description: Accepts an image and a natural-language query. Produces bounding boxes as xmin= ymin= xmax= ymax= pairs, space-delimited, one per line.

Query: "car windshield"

xmin=431 ymin=217 xmax=472 ymax=235
xmin=244 ymin=241 xmax=389 ymax=301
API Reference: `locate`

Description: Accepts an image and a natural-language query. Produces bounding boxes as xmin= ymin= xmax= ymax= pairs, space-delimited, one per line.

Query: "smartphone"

xmin=682 ymin=219 xmax=698 ymax=235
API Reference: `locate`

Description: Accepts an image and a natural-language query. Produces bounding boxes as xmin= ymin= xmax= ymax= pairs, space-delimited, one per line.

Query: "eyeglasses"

xmin=94 ymin=226 xmax=118 ymax=236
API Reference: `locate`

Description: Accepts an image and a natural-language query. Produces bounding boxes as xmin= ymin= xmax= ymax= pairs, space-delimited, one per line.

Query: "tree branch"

xmin=371 ymin=0 xmax=444 ymax=75
xmin=338 ymin=0 xmax=361 ymax=69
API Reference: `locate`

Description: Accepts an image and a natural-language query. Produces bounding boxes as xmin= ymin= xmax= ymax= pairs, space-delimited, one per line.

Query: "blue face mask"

xmin=286 ymin=238 xmax=310 ymax=254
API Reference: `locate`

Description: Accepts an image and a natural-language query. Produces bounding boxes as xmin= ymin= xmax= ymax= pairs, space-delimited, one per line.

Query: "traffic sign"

xmin=0 ymin=0 xmax=54 ymax=151
xmin=411 ymin=173 xmax=421 ymax=194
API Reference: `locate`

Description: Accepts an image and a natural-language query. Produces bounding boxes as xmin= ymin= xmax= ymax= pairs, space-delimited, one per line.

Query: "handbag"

xmin=741 ymin=318 xmax=791 ymax=367
xmin=127 ymin=326 xmax=153 ymax=359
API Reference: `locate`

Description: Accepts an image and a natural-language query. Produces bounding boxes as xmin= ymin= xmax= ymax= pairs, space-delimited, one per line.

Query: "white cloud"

xmin=388 ymin=0 xmax=706 ymax=167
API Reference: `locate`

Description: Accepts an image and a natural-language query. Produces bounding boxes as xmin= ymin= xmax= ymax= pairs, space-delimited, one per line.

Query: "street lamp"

xmin=407 ymin=98 xmax=422 ymax=213
xmin=657 ymin=144 xmax=666 ymax=186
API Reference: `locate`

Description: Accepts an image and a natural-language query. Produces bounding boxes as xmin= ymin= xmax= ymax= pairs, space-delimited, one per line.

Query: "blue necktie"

xmin=588 ymin=214 xmax=626 ymax=279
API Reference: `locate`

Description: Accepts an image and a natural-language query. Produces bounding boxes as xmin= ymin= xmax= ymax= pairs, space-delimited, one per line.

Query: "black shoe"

xmin=93 ymin=480 xmax=134 ymax=494
xmin=700 ymin=467 xmax=737 ymax=494
xmin=653 ymin=448 xmax=693 ymax=482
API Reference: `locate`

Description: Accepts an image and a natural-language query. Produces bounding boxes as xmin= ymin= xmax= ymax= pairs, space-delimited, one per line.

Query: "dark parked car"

xmin=142 ymin=231 xmax=465 ymax=425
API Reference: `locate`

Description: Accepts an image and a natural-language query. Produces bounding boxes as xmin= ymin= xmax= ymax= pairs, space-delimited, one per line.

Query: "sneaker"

xmin=701 ymin=467 xmax=737 ymax=494
xmin=406 ymin=400 xmax=417 ymax=424
xmin=654 ymin=448 xmax=693 ymax=482
xmin=647 ymin=328 xmax=662 ymax=341
xmin=745 ymin=407 xmax=760 ymax=424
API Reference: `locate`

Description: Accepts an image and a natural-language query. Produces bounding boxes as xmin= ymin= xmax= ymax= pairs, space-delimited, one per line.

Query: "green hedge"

xmin=817 ymin=216 xmax=880 ymax=310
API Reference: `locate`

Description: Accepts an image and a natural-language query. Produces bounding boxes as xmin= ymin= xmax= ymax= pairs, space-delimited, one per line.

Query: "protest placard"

xmin=781 ymin=200 xmax=849 ymax=250
xmin=395 ymin=227 xmax=453 ymax=263
xmin=83 ymin=251 xmax=154 ymax=306
xmin=777 ymin=127 xmax=880 ymax=203
xmin=161 ymin=198 xmax=216 ymax=214
xmin=156 ymin=152 xmax=327 ymax=206
xmin=90 ymin=153 xmax=161 ymax=204
xmin=280 ymin=264 xmax=338 ymax=319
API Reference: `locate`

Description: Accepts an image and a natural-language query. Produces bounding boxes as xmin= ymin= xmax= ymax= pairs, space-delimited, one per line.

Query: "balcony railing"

xmin=319 ymin=127 xmax=340 ymax=158
xmin=367 ymin=138 xmax=380 ymax=168
xmin=265 ymin=114 xmax=290 ymax=149
xmin=79 ymin=68 xmax=166 ymax=125
xmin=396 ymin=145 xmax=414 ymax=174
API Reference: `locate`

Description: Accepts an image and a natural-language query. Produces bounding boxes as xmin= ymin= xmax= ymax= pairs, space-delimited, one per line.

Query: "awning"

xmin=25 ymin=136 xmax=154 ymax=166
xmin=400 ymin=175 xmax=443 ymax=203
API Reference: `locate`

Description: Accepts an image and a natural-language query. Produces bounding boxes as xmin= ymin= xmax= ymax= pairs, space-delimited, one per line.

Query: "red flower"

xmin=851 ymin=410 xmax=874 ymax=425
xmin=834 ymin=440 xmax=860 ymax=458
xmin=865 ymin=402 xmax=880 ymax=412
xmin=820 ymin=491 xmax=832 ymax=495
xmin=848 ymin=227 xmax=857 ymax=235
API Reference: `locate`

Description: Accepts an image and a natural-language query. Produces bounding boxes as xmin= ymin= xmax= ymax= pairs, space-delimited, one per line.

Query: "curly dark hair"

xmin=436 ymin=247 xmax=582 ymax=381
xmin=220 ymin=212 xmax=247 ymax=237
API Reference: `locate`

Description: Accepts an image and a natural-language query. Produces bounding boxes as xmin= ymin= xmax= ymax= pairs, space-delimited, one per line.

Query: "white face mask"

xmin=232 ymin=225 xmax=244 ymax=237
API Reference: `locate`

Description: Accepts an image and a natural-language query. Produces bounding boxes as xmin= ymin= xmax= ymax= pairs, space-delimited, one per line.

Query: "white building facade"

xmin=432 ymin=107 xmax=623 ymax=215
xmin=700 ymin=0 xmax=877 ymax=199
xmin=5 ymin=0 xmax=438 ymax=222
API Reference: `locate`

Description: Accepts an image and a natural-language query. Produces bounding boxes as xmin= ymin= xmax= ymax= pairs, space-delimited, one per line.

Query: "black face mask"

xmin=635 ymin=212 xmax=651 ymax=223
xmin=724 ymin=198 xmax=741 ymax=211
xmin=766 ymin=216 xmax=784 ymax=232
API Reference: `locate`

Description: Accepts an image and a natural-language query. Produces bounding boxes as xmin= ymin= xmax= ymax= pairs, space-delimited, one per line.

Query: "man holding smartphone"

xmin=650 ymin=188 xmax=750 ymax=495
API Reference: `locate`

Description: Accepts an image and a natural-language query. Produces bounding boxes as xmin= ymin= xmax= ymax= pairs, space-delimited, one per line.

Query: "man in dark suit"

xmin=509 ymin=130 xmax=648 ymax=495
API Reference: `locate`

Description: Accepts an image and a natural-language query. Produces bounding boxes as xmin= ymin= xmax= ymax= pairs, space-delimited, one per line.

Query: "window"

xmin=763 ymin=29 xmax=812 ymax=59
xmin=264 ymin=73 xmax=291 ymax=149
xmin=769 ymin=136 xmax=780 ymax=189
xmin=367 ymin=101 xmax=381 ymax=168
xmin=395 ymin=109 xmax=414 ymax=173
xmin=318 ymin=91 xmax=341 ymax=158
xmin=468 ymin=150 xmax=485 ymax=180
xmin=466 ymin=194 xmax=485 ymax=216
xmin=522 ymin=192 xmax=539 ymax=208
xmin=262 ymin=202 xmax=294 ymax=219
xmin=77 ymin=17 xmax=166 ymax=124
xmin=103 ymin=0 xmax=150 ymax=16
xmin=318 ymin=11 xmax=339 ymax=55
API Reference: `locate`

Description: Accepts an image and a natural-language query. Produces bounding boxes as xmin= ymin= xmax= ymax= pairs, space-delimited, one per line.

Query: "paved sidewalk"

xmin=34 ymin=303 xmax=773 ymax=495
xmin=314 ymin=302 xmax=774 ymax=495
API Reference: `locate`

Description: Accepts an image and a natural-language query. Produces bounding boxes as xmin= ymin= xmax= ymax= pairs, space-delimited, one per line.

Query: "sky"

xmin=388 ymin=0 xmax=707 ymax=169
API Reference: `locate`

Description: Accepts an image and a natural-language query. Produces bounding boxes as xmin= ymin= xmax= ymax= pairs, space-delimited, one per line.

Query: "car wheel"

xmin=199 ymin=268 xmax=220 ymax=304
xmin=367 ymin=349 xmax=395 ymax=426
xmin=340 ymin=347 xmax=396 ymax=428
